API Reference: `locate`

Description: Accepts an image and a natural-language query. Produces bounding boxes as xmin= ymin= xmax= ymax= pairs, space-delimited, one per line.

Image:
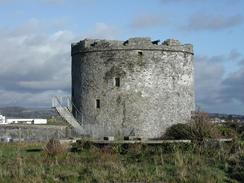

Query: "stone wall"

xmin=71 ymin=37 xmax=195 ymax=139
xmin=0 ymin=125 xmax=77 ymax=142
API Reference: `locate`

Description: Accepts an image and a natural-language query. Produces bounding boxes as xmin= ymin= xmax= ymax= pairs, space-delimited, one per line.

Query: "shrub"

xmin=227 ymin=153 xmax=244 ymax=182
xmin=217 ymin=125 xmax=238 ymax=139
xmin=164 ymin=123 xmax=192 ymax=140
xmin=223 ymin=121 xmax=244 ymax=134
xmin=164 ymin=112 xmax=221 ymax=141
xmin=72 ymin=138 xmax=94 ymax=152
xmin=240 ymin=132 xmax=244 ymax=141
xmin=224 ymin=121 xmax=240 ymax=132
xmin=43 ymin=138 xmax=66 ymax=158
xmin=190 ymin=112 xmax=221 ymax=140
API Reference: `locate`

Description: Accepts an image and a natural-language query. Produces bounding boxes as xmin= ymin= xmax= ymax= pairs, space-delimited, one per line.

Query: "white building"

xmin=0 ymin=114 xmax=47 ymax=125
xmin=0 ymin=114 xmax=6 ymax=124
xmin=6 ymin=118 xmax=47 ymax=125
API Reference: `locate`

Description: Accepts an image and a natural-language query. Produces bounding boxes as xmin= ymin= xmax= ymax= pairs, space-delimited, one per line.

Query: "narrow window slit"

xmin=138 ymin=51 xmax=143 ymax=56
xmin=96 ymin=99 xmax=100 ymax=109
xmin=115 ymin=77 xmax=120 ymax=87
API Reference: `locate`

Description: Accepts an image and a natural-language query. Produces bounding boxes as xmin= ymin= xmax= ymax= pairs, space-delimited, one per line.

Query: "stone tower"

xmin=71 ymin=37 xmax=195 ymax=139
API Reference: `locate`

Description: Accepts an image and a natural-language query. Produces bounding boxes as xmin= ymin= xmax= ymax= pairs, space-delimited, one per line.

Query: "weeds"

xmin=164 ymin=111 xmax=232 ymax=141
xmin=43 ymin=138 xmax=66 ymax=158
xmin=0 ymin=119 xmax=243 ymax=182
xmin=0 ymin=140 xmax=243 ymax=182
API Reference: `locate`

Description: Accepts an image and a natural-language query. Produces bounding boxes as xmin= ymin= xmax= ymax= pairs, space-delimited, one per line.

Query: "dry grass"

xmin=0 ymin=116 xmax=243 ymax=182
xmin=0 ymin=139 xmax=243 ymax=182
xmin=43 ymin=138 xmax=66 ymax=160
xmin=190 ymin=111 xmax=222 ymax=140
xmin=164 ymin=111 xmax=222 ymax=141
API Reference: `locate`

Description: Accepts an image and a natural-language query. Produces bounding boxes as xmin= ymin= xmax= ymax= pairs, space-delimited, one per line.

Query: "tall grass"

xmin=0 ymin=118 xmax=243 ymax=182
xmin=164 ymin=111 xmax=228 ymax=141
xmin=0 ymin=141 xmax=243 ymax=182
xmin=43 ymin=138 xmax=66 ymax=158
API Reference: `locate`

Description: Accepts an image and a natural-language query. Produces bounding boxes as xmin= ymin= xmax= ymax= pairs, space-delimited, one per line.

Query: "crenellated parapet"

xmin=71 ymin=37 xmax=193 ymax=56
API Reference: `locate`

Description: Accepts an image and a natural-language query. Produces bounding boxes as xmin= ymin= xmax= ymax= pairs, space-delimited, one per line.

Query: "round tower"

xmin=71 ymin=37 xmax=195 ymax=139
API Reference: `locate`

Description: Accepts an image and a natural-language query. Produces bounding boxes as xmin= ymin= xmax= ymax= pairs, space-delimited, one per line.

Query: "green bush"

xmin=164 ymin=123 xmax=192 ymax=140
xmin=223 ymin=121 xmax=244 ymax=135
xmin=227 ymin=153 xmax=244 ymax=182
xmin=217 ymin=125 xmax=238 ymax=139
xmin=164 ymin=112 xmax=221 ymax=141
xmin=72 ymin=139 xmax=93 ymax=151
xmin=240 ymin=132 xmax=244 ymax=141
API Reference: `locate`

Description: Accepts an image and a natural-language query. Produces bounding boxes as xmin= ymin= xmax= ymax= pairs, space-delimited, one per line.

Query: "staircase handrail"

xmin=66 ymin=97 xmax=84 ymax=118
xmin=53 ymin=96 xmax=84 ymax=125
xmin=53 ymin=96 xmax=85 ymax=134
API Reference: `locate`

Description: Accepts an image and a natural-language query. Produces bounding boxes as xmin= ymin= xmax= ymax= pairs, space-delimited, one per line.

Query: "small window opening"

xmin=90 ymin=42 xmax=97 ymax=47
xmin=152 ymin=40 xmax=160 ymax=45
xmin=115 ymin=77 xmax=120 ymax=87
xmin=123 ymin=40 xmax=129 ymax=46
xmin=72 ymin=89 xmax=74 ymax=97
xmin=96 ymin=99 xmax=100 ymax=109
xmin=138 ymin=51 xmax=143 ymax=56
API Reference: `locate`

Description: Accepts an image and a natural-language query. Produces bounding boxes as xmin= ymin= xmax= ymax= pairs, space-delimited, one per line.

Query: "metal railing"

xmin=52 ymin=96 xmax=85 ymax=135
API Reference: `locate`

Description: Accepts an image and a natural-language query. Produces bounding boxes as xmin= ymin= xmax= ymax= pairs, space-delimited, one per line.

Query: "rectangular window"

xmin=115 ymin=77 xmax=120 ymax=87
xmin=96 ymin=99 xmax=100 ymax=109
xmin=138 ymin=51 xmax=143 ymax=56
xmin=72 ymin=87 xmax=74 ymax=97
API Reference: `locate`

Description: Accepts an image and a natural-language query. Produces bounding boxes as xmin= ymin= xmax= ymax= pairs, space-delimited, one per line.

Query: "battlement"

xmin=71 ymin=37 xmax=193 ymax=55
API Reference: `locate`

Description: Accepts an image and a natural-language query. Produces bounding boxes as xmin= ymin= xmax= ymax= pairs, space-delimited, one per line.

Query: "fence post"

xmin=18 ymin=127 xmax=21 ymax=142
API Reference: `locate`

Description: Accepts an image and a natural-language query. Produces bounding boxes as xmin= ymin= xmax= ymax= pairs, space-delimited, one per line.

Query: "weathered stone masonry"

xmin=71 ymin=37 xmax=195 ymax=139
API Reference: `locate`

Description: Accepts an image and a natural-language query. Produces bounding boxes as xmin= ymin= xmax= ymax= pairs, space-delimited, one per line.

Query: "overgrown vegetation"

xmin=0 ymin=113 xmax=243 ymax=182
xmin=164 ymin=112 xmax=241 ymax=141
xmin=44 ymin=138 xmax=66 ymax=158
xmin=0 ymin=139 xmax=243 ymax=182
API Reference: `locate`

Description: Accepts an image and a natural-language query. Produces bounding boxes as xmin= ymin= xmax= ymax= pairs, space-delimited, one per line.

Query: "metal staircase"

xmin=52 ymin=96 xmax=85 ymax=135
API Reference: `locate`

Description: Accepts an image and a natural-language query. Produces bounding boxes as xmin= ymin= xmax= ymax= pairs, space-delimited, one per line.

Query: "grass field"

xmin=0 ymin=139 xmax=243 ymax=183
xmin=1 ymin=114 xmax=244 ymax=183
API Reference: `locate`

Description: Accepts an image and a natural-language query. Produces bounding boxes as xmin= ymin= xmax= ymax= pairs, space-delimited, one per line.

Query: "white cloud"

xmin=195 ymin=55 xmax=225 ymax=106
xmin=0 ymin=29 xmax=74 ymax=85
xmin=18 ymin=80 xmax=69 ymax=90
xmin=0 ymin=19 xmax=121 ymax=107
xmin=195 ymin=52 xmax=244 ymax=114
xmin=0 ymin=89 xmax=68 ymax=107
xmin=0 ymin=20 xmax=77 ymax=107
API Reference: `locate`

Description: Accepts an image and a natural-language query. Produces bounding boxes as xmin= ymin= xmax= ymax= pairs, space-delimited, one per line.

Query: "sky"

xmin=0 ymin=0 xmax=244 ymax=114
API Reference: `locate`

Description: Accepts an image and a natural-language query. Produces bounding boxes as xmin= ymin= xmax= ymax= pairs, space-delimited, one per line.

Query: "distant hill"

xmin=208 ymin=113 xmax=244 ymax=120
xmin=0 ymin=106 xmax=58 ymax=119
xmin=1 ymin=107 xmax=244 ymax=121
